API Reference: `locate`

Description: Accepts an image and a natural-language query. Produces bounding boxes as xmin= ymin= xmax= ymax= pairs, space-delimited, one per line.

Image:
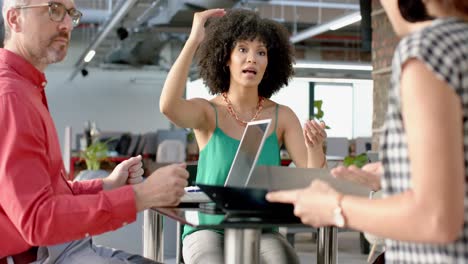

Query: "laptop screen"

xmin=224 ymin=119 xmax=272 ymax=188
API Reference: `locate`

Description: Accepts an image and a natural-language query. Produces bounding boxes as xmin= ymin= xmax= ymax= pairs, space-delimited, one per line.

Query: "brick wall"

xmin=371 ymin=0 xmax=400 ymax=150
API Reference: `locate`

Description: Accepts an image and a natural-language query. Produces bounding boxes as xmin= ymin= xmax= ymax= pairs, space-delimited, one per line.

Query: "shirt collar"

xmin=0 ymin=48 xmax=48 ymax=91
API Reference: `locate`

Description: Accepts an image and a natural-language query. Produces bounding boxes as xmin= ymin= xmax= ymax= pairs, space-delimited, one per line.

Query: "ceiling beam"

xmin=68 ymin=0 xmax=139 ymax=81
xmin=290 ymin=11 xmax=361 ymax=43
xmin=245 ymin=0 xmax=359 ymax=10
xmin=294 ymin=60 xmax=372 ymax=71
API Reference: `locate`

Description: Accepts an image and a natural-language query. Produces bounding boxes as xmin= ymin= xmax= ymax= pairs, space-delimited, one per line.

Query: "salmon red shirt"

xmin=0 ymin=48 xmax=136 ymax=258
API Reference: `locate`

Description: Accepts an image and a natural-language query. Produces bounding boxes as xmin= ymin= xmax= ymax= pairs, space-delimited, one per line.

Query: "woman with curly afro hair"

xmin=160 ymin=9 xmax=326 ymax=263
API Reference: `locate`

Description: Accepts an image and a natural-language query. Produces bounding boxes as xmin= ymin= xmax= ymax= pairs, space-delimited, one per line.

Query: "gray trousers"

xmin=29 ymin=238 xmax=159 ymax=264
xmin=182 ymin=230 xmax=300 ymax=264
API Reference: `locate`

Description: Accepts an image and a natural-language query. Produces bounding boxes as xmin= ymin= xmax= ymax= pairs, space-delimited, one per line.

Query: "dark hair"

xmin=443 ymin=0 xmax=468 ymax=15
xmin=398 ymin=0 xmax=433 ymax=22
xmin=196 ymin=9 xmax=294 ymax=98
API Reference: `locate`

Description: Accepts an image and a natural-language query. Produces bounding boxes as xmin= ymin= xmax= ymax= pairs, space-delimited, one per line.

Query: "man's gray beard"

xmin=39 ymin=47 xmax=67 ymax=65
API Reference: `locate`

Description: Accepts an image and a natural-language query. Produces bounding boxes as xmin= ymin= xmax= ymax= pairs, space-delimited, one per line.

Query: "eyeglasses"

xmin=15 ymin=2 xmax=82 ymax=28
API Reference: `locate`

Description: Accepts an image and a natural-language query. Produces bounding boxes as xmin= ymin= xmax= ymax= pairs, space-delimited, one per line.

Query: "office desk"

xmin=148 ymin=207 xmax=338 ymax=264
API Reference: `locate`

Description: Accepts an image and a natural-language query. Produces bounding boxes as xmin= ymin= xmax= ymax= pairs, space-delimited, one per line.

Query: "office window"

xmin=186 ymin=79 xmax=212 ymax=100
xmin=314 ymin=81 xmax=373 ymax=139
xmin=352 ymin=81 xmax=373 ymax=138
xmin=315 ymin=83 xmax=354 ymax=138
xmin=270 ymin=79 xmax=310 ymax=122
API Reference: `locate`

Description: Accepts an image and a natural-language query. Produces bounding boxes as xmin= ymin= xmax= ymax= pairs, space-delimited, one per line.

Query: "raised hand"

xmin=331 ymin=162 xmax=383 ymax=191
xmin=103 ymin=155 xmax=143 ymax=190
xmin=188 ymin=9 xmax=226 ymax=45
xmin=133 ymin=163 xmax=189 ymax=210
xmin=303 ymin=119 xmax=327 ymax=150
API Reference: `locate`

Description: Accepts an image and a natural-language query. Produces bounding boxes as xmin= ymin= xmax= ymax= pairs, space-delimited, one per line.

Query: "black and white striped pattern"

xmin=380 ymin=18 xmax=468 ymax=263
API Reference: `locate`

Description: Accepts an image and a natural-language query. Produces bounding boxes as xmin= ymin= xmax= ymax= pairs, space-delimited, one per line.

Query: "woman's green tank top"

xmin=182 ymin=104 xmax=280 ymax=240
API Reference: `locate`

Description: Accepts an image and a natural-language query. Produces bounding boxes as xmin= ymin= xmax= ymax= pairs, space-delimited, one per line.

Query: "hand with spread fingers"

xmin=331 ymin=162 xmax=382 ymax=191
xmin=266 ymin=180 xmax=341 ymax=227
xmin=188 ymin=9 xmax=226 ymax=45
xmin=303 ymin=119 xmax=327 ymax=150
xmin=103 ymin=155 xmax=144 ymax=190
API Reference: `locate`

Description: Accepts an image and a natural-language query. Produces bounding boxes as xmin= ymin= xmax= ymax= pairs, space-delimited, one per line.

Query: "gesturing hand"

xmin=303 ymin=119 xmax=327 ymax=150
xmin=266 ymin=180 xmax=341 ymax=227
xmin=331 ymin=162 xmax=383 ymax=191
xmin=103 ymin=155 xmax=144 ymax=190
xmin=188 ymin=9 xmax=226 ymax=45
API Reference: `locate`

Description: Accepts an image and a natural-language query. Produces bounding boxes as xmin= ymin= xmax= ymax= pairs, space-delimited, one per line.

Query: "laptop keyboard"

xmin=181 ymin=186 xmax=212 ymax=203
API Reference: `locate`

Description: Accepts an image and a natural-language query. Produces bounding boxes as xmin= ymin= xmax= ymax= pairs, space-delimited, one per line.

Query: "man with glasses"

xmin=0 ymin=0 xmax=189 ymax=263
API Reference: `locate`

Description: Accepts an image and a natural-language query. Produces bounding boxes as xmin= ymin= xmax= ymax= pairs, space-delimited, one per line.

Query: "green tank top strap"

xmin=209 ymin=102 xmax=218 ymax=127
xmin=274 ymin=103 xmax=279 ymax=130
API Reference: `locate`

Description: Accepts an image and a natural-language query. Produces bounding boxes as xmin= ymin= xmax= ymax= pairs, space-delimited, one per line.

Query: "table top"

xmin=153 ymin=206 xmax=305 ymax=229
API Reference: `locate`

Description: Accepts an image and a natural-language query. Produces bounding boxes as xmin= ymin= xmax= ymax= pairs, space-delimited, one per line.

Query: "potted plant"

xmin=74 ymin=140 xmax=109 ymax=181
xmin=343 ymin=152 xmax=369 ymax=168
xmin=81 ymin=140 xmax=108 ymax=170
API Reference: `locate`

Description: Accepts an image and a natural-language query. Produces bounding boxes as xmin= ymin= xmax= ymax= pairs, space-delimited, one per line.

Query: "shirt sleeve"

xmin=398 ymin=25 xmax=462 ymax=94
xmin=0 ymin=93 xmax=137 ymax=246
xmin=67 ymin=179 xmax=104 ymax=195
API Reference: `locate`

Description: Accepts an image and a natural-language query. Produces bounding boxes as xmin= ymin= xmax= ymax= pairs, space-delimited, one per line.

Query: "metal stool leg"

xmin=176 ymin=222 xmax=183 ymax=264
xmin=225 ymin=228 xmax=261 ymax=264
xmin=143 ymin=210 xmax=164 ymax=262
xmin=317 ymin=227 xmax=338 ymax=264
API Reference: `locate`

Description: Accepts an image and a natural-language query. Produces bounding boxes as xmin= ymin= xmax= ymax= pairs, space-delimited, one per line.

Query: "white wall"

xmin=39 ymin=28 xmax=174 ymax=150
xmin=44 ymin=43 xmax=171 ymax=150
xmin=45 ymin=68 xmax=171 ymax=150
xmin=186 ymin=78 xmax=311 ymax=122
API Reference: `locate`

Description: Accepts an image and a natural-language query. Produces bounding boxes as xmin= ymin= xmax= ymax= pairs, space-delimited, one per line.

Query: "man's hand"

xmin=133 ymin=163 xmax=189 ymax=211
xmin=102 ymin=155 xmax=144 ymax=190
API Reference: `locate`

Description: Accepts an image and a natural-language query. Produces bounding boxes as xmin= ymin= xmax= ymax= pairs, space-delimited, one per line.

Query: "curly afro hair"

xmin=196 ymin=9 xmax=295 ymax=98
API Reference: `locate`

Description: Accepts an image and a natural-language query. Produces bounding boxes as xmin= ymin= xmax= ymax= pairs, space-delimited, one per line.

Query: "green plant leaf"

xmin=343 ymin=156 xmax=355 ymax=167
xmin=316 ymin=109 xmax=324 ymax=119
xmin=354 ymin=153 xmax=369 ymax=168
xmin=80 ymin=139 xmax=110 ymax=170
xmin=343 ymin=153 xmax=369 ymax=168
xmin=314 ymin=100 xmax=323 ymax=108
xmin=312 ymin=100 xmax=330 ymax=129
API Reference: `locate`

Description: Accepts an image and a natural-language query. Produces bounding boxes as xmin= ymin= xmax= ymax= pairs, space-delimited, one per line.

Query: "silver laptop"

xmin=247 ymin=166 xmax=371 ymax=196
xmin=181 ymin=119 xmax=272 ymax=203
xmin=224 ymin=119 xmax=272 ymax=187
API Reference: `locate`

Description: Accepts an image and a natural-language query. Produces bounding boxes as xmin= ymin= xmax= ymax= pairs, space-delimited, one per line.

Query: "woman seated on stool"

xmin=159 ymin=8 xmax=327 ymax=264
